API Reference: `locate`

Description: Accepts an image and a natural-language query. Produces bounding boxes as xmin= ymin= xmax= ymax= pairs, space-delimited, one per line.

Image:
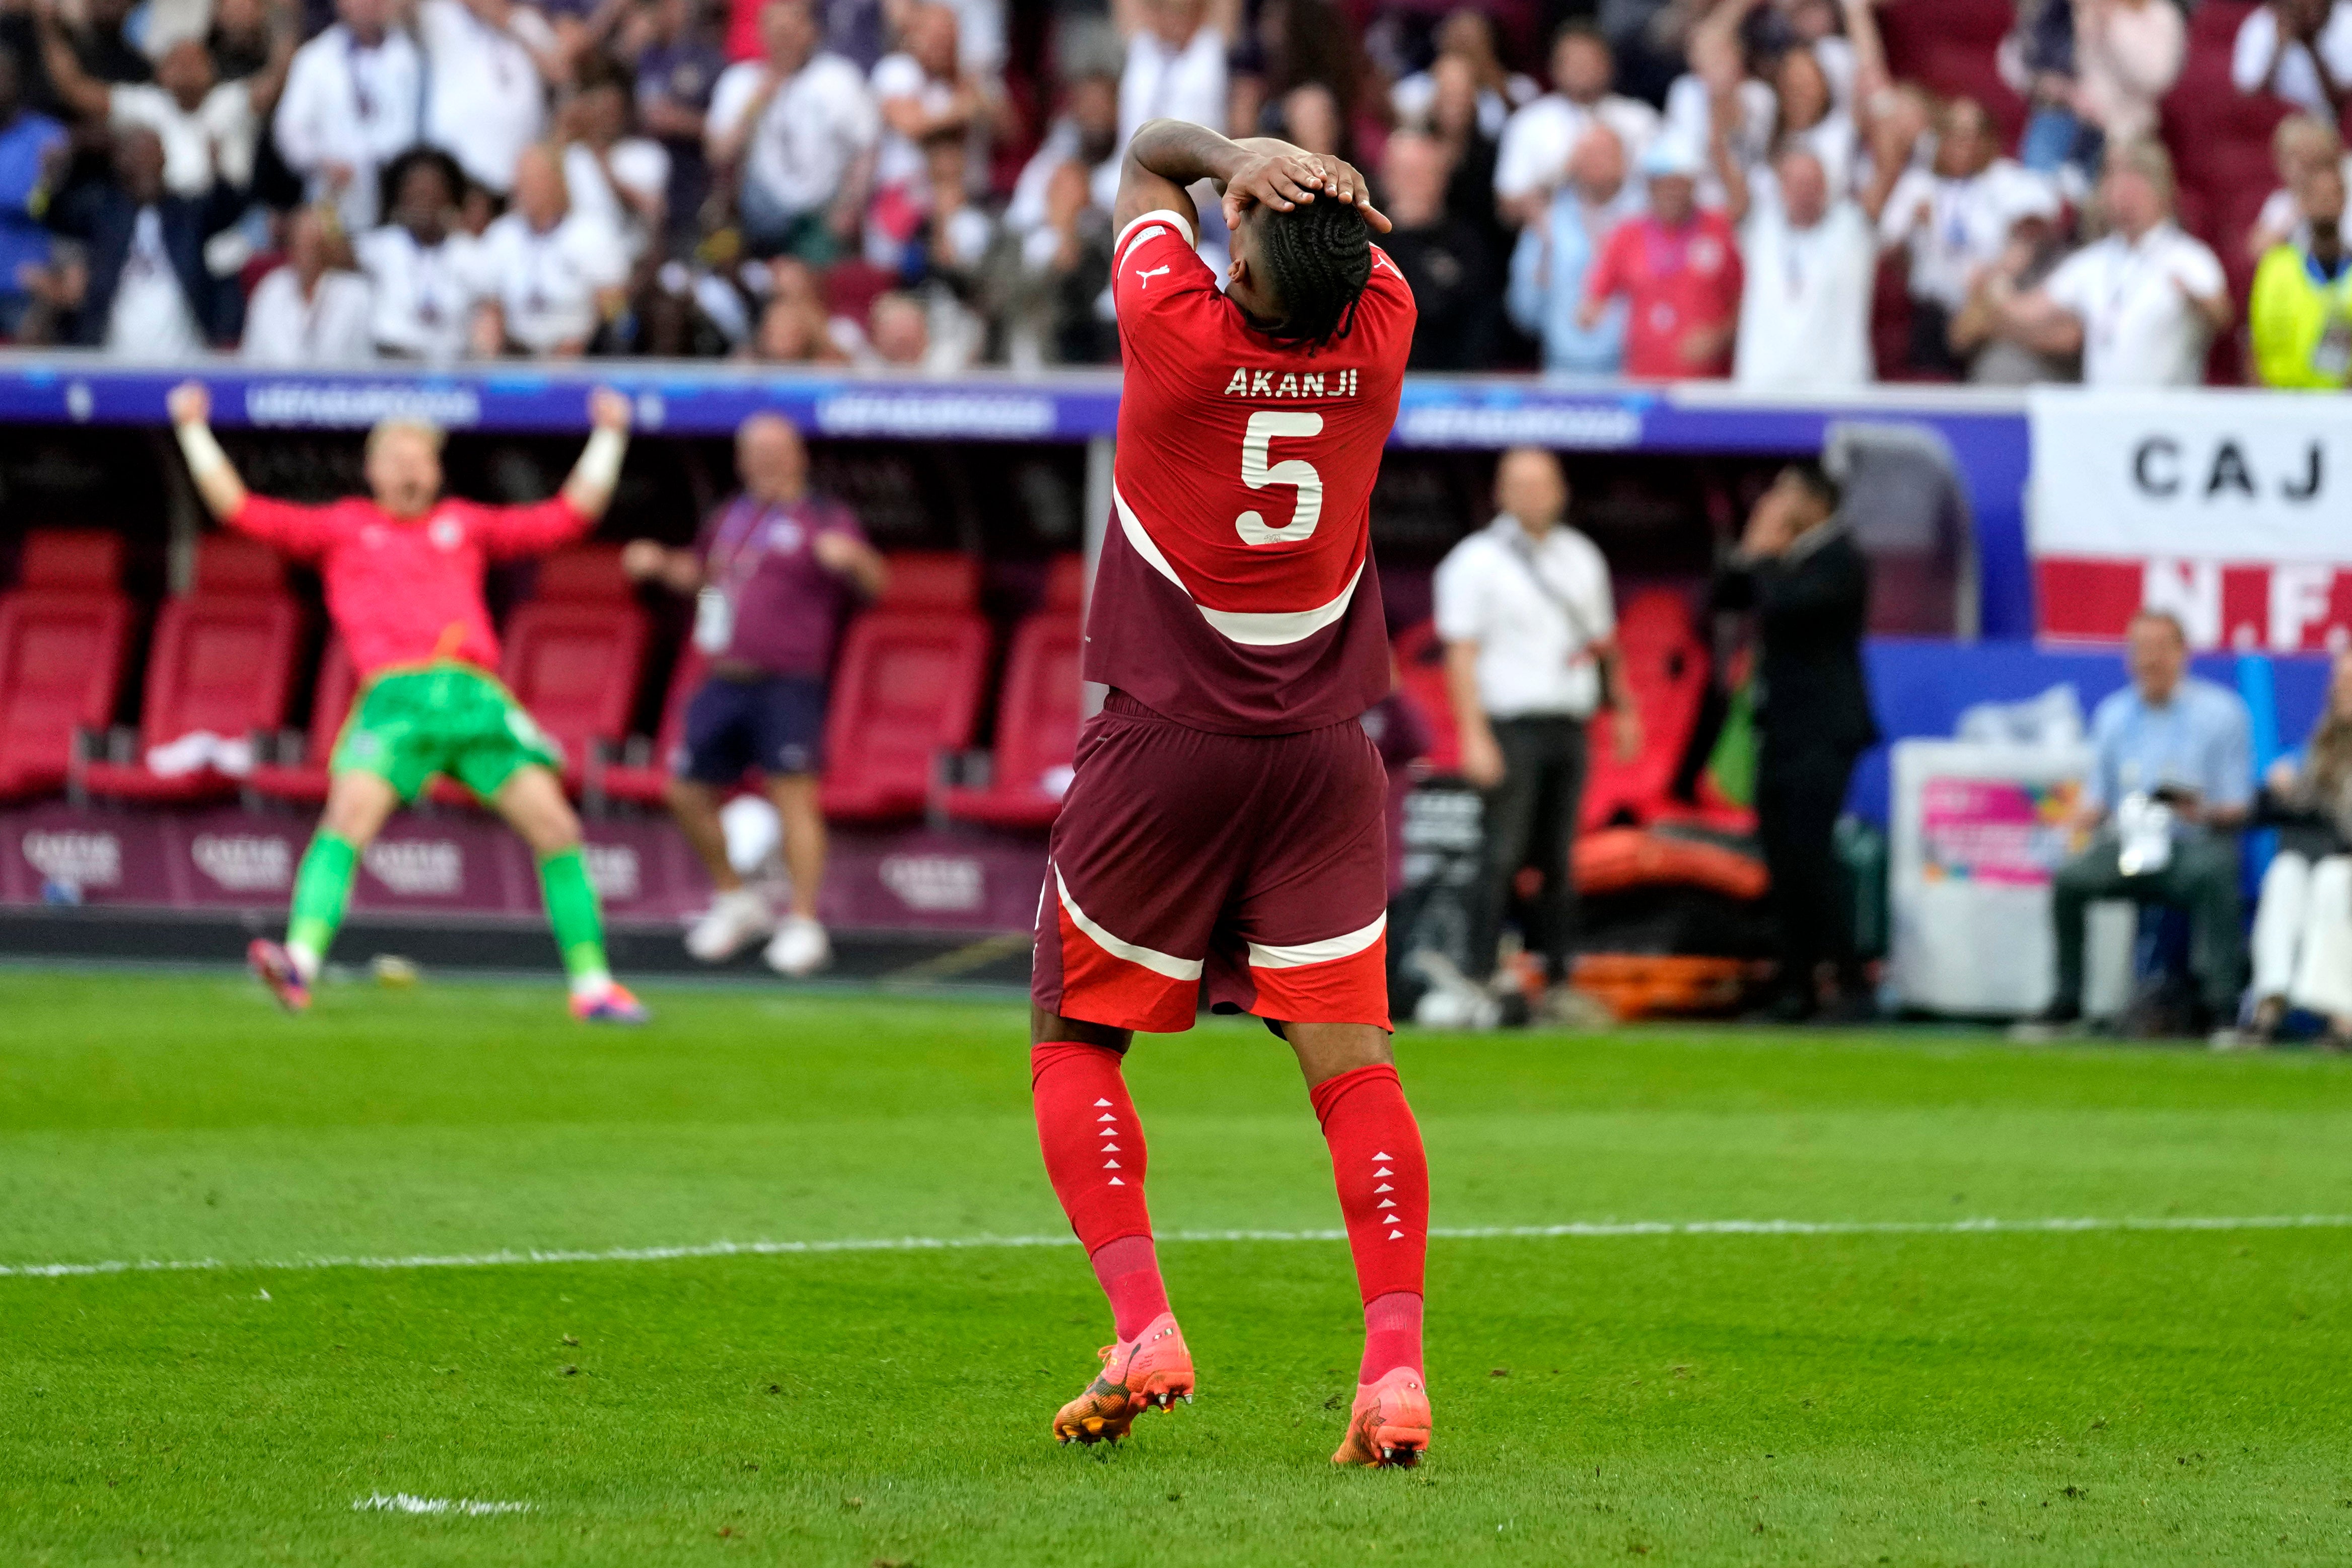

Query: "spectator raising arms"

xmin=2252 ymin=161 xmax=2352 ymax=388
xmin=52 ymin=126 xmax=241 ymax=353
xmin=2234 ymin=0 xmax=2352 ymax=123
xmin=1876 ymin=96 xmax=2060 ymax=376
xmin=243 ymin=203 xmax=374 ymax=363
xmin=706 ymin=0 xmax=877 ymax=262
xmin=271 ymin=0 xmax=422 ymax=230
xmin=1728 ymin=145 xmax=1874 ymax=389
xmin=1580 ymin=133 xmax=1742 ymax=380
xmin=1494 ymin=21 xmax=1659 ymax=229
xmin=1116 ymin=0 xmax=1226 ymax=146
xmin=1994 ymin=140 xmax=2228 ymax=387
xmin=1391 ymin=8 xmax=1535 ymax=141
xmin=1506 ymin=121 xmax=1635 ymax=374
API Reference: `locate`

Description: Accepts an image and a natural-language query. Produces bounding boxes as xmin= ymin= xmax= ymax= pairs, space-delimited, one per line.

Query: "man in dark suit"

xmin=54 ymin=126 xmax=241 ymax=350
xmin=1715 ymin=461 xmax=1879 ymax=1022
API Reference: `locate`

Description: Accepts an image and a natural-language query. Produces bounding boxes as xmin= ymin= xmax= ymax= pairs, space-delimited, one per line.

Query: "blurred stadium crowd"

xmin=0 ymin=0 xmax=2344 ymax=386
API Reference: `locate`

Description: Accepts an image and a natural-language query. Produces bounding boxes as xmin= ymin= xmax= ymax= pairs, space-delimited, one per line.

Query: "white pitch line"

xmin=353 ymin=1493 xmax=532 ymax=1517
xmin=5 ymin=1213 xmax=2350 ymax=1282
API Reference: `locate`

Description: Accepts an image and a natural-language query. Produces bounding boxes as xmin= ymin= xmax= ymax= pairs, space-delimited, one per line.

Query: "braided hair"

xmin=1255 ymin=196 xmax=1374 ymax=349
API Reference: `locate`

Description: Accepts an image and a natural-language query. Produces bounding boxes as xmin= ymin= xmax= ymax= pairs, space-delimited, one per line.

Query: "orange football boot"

xmin=1052 ymin=1311 xmax=1194 ymax=1446
xmin=1331 ymin=1366 xmax=1432 ymax=1468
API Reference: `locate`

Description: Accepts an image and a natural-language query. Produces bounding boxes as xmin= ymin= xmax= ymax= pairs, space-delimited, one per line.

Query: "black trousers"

xmin=1756 ymin=737 xmax=1864 ymax=994
xmin=1470 ymin=716 xmax=1590 ymax=983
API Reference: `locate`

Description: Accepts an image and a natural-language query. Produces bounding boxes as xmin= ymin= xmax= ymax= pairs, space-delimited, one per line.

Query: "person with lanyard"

xmin=623 ymin=412 xmax=885 ymax=976
xmin=1711 ymin=461 xmax=1879 ymax=1024
xmin=2017 ymin=608 xmax=2254 ymax=1041
xmin=1433 ymin=446 xmax=1641 ymax=1028
xmin=2252 ymin=158 xmax=2352 ymax=386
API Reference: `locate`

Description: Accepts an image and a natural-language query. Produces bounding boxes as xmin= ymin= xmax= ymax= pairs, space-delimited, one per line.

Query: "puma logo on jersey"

xmin=1221 ymin=367 xmax=1360 ymax=399
xmin=1134 ymin=264 xmax=1171 ymax=289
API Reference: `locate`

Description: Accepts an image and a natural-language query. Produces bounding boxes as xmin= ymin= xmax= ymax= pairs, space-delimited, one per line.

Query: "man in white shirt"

xmin=1433 ymin=447 xmax=1641 ymax=1025
xmin=271 ymin=0 xmax=423 ymax=231
xmin=1730 ymin=145 xmax=1874 ymax=388
xmin=417 ymin=0 xmax=556 ymax=198
xmin=242 ymin=204 xmax=374 ymax=363
xmin=1991 ymin=139 xmax=2230 ymax=387
xmin=356 ymin=148 xmax=479 ymax=361
xmin=2234 ymin=0 xmax=2352 ymax=122
xmin=466 ymin=142 xmax=627 ymax=355
xmin=1875 ymin=95 xmax=2060 ymax=374
xmin=1116 ymin=0 xmax=1224 ymax=146
xmin=1493 ymin=22 xmax=1660 ymax=229
xmin=38 ymin=19 xmax=291 ymax=200
xmin=706 ymin=0 xmax=878 ymax=261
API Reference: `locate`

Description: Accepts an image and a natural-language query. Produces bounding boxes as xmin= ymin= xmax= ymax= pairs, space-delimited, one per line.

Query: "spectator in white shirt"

xmin=562 ymin=54 xmax=669 ymax=261
xmin=242 ymin=204 xmax=374 ymax=363
xmin=706 ymin=0 xmax=878 ymax=262
xmin=417 ymin=0 xmax=557 ymax=198
xmin=1772 ymin=44 xmax=1855 ymax=198
xmin=1433 ymin=446 xmax=1637 ymax=1023
xmin=868 ymin=3 xmax=995 ymax=265
xmin=1664 ymin=20 xmax=1775 ymax=210
xmin=467 ymin=141 xmax=628 ymax=356
xmin=1989 ymin=139 xmax=2230 ymax=387
xmin=38 ymin=14 xmax=292 ymax=199
xmin=355 ymin=148 xmax=479 ymax=361
xmin=1494 ymin=21 xmax=1660 ymax=228
xmin=2246 ymin=112 xmax=2352 ymax=259
xmin=1727 ymin=144 xmax=1874 ymax=388
xmin=1005 ymin=63 xmax=1119 ymax=238
xmin=1876 ymin=95 xmax=2059 ymax=374
xmin=2234 ymin=0 xmax=2352 ymax=123
xmin=1117 ymin=0 xmax=1225 ymax=144
xmin=271 ymin=0 xmax=423 ymax=230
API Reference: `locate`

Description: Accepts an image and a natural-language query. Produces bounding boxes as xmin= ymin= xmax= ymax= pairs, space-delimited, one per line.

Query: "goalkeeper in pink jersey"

xmin=167 ymin=380 xmax=648 ymax=1023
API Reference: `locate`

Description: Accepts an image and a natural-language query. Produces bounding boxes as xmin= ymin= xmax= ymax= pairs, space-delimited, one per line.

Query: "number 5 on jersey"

xmin=1236 ymin=411 xmax=1324 ymax=546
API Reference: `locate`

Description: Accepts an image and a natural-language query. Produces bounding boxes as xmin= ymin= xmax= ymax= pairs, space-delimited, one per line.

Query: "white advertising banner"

xmin=2027 ymin=388 xmax=2352 ymax=651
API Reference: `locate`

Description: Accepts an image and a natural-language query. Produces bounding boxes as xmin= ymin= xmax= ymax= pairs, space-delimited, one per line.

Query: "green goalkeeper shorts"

xmin=331 ymin=662 xmax=563 ymax=804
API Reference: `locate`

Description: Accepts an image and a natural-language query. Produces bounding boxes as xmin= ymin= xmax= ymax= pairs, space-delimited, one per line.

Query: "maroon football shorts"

xmin=1033 ymin=691 xmax=1391 ymax=1034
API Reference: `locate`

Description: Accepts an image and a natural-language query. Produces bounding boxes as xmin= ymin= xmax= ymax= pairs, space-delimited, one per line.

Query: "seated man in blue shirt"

xmin=2033 ymin=609 xmax=2254 ymax=1033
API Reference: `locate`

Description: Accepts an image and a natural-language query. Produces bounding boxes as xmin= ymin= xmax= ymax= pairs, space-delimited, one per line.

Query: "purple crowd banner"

xmin=0 ymin=804 xmax=1048 ymax=936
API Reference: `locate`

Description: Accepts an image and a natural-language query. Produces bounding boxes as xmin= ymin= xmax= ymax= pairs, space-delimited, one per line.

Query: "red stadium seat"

xmin=1876 ymin=0 xmax=2029 ymax=147
xmin=17 ymin=528 xmax=125 ymax=591
xmin=497 ymin=599 xmax=649 ymax=792
xmin=940 ymin=610 xmax=1083 ymax=830
xmin=1580 ymin=590 xmax=1711 ymax=831
xmin=599 ymin=644 xmax=708 ymax=808
xmin=0 ymin=589 xmax=130 ymax=803
xmin=1041 ymin=551 xmax=1086 ymax=613
xmin=246 ymin=635 xmax=358 ymax=806
xmin=192 ymin=535 xmax=285 ymax=595
xmin=532 ymin=545 xmax=633 ymax=603
xmin=1391 ymin=619 xmax=1460 ymax=777
xmin=819 ymin=552 xmax=988 ymax=823
xmin=80 ymin=590 xmax=301 ymax=804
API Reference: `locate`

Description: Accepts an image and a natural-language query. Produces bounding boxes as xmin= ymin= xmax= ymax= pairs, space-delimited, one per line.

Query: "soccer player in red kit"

xmin=1032 ymin=118 xmax=1431 ymax=1467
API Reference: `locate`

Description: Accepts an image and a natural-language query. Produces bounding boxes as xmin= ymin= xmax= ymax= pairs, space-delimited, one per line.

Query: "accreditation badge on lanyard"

xmin=692 ymin=499 xmax=777 ymax=654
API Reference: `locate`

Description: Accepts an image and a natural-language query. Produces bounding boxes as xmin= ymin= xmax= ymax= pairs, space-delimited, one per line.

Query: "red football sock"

xmin=1362 ymin=1290 xmax=1424 ymax=1384
xmin=1089 ymin=1234 xmax=1171 ymax=1342
xmin=1309 ymin=1062 xmax=1428 ymax=1375
xmin=1032 ymin=1042 xmax=1162 ymax=1326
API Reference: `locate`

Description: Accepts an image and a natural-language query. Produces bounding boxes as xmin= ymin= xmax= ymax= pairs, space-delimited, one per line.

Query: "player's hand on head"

xmin=587 ymin=386 xmax=633 ymax=432
xmin=168 ymin=381 xmax=210 ymax=426
xmin=1221 ymin=150 xmax=1326 ymax=229
xmin=1303 ymin=155 xmax=1393 ymax=233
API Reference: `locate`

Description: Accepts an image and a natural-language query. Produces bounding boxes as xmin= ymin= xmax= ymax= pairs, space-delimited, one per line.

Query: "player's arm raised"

xmin=1115 ymin=119 xmax=1391 ymax=238
xmin=168 ymin=382 xmax=249 ymax=522
xmin=560 ymin=387 xmax=634 ymax=521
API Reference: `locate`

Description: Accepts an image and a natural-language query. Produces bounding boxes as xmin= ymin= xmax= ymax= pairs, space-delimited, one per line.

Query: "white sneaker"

xmin=684 ymin=888 xmax=774 ymax=963
xmin=764 ymin=914 xmax=832 ymax=977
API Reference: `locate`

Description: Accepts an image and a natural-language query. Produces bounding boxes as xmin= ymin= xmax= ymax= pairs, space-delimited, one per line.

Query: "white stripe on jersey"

xmin=1114 ymin=207 xmax=1196 ymax=264
xmin=1111 ymin=481 xmax=1364 ymax=648
xmin=1246 ymin=912 xmax=1387 ymax=970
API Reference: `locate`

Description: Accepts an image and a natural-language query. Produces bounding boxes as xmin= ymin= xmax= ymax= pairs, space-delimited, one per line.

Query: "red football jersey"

xmin=1584 ymin=210 xmax=1743 ymax=380
xmin=1086 ymin=205 xmax=1415 ymax=734
xmin=228 ymin=494 xmax=592 ymax=678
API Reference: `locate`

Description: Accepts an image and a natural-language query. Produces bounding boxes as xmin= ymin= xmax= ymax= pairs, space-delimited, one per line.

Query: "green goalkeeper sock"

xmin=538 ymin=847 xmax=612 ymax=995
xmin=284 ymin=830 xmax=357 ymax=981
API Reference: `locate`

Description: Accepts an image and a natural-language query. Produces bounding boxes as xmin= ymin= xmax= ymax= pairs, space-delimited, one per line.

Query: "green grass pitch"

xmin=7 ymin=969 xmax=2352 ymax=1565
